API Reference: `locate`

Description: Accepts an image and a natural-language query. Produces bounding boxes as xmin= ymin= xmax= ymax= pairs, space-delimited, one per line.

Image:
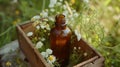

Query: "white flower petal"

xmin=40 ymin=25 xmax=46 ymax=29
xmin=48 ymin=17 xmax=54 ymax=21
xmin=41 ymin=11 xmax=48 ymax=17
xmin=46 ymin=24 xmax=50 ymax=30
xmin=27 ymin=32 xmax=33 ymax=37
xmin=50 ymin=8 xmax=55 ymax=12
xmin=63 ymin=5 xmax=67 ymax=9
xmin=49 ymin=4 xmax=54 ymax=8
xmin=74 ymin=13 xmax=79 ymax=17
xmin=56 ymin=2 xmax=62 ymax=6
xmin=74 ymin=30 xmax=81 ymax=41
xmin=35 ymin=41 xmax=43 ymax=49
xmin=31 ymin=15 xmax=40 ymax=21
xmin=41 ymin=38 xmax=46 ymax=41
xmin=49 ymin=0 xmax=57 ymax=8
xmin=46 ymin=49 xmax=53 ymax=55
xmin=36 ymin=25 xmax=40 ymax=30
xmin=77 ymin=34 xmax=81 ymax=41
xmin=63 ymin=11 xmax=68 ymax=16
xmin=41 ymin=52 xmax=48 ymax=58
xmin=74 ymin=47 xmax=77 ymax=50
xmin=83 ymin=0 xmax=89 ymax=3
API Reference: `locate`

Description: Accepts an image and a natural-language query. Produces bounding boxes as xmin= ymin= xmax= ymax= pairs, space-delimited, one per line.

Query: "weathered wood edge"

xmin=74 ymin=56 xmax=99 ymax=67
xmin=16 ymin=24 xmax=50 ymax=67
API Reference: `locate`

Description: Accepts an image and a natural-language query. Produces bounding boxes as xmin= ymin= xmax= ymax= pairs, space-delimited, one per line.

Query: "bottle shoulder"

xmin=50 ymin=27 xmax=72 ymax=37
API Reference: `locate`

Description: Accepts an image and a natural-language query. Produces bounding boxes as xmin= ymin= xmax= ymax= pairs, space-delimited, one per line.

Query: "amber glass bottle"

xmin=50 ymin=14 xmax=72 ymax=67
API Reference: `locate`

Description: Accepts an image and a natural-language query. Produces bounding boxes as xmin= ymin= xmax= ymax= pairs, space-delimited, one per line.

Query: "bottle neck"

xmin=55 ymin=23 xmax=66 ymax=30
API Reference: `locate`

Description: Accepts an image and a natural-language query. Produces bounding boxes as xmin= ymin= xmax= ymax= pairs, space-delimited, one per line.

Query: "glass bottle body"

xmin=50 ymin=25 xmax=72 ymax=66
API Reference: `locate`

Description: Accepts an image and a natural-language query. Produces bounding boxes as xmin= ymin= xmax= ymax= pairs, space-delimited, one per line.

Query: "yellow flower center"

xmin=48 ymin=55 xmax=54 ymax=61
xmin=6 ymin=61 xmax=12 ymax=66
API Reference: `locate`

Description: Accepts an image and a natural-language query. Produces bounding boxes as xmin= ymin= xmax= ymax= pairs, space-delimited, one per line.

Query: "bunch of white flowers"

xmin=41 ymin=49 xmax=56 ymax=66
xmin=31 ymin=15 xmax=50 ymax=31
xmin=27 ymin=14 xmax=59 ymax=66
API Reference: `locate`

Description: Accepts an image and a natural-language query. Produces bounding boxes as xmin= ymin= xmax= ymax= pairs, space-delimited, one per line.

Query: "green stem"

xmin=42 ymin=0 xmax=46 ymax=10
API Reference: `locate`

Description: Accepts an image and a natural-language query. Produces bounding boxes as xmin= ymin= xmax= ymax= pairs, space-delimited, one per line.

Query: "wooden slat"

xmin=74 ymin=56 xmax=98 ymax=67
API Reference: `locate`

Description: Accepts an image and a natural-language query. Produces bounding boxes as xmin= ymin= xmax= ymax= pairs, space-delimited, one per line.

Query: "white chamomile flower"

xmin=78 ymin=47 xmax=81 ymax=50
xmin=56 ymin=2 xmax=62 ymax=6
xmin=83 ymin=0 xmax=89 ymax=3
xmin=36 ymin=25 xmax=40 ymax=30
xmin=46 ymin=49 xmax=53 ymax=55
xmin=50 ymin=8 xmax=55 ymax=12
xmin=41 ymin=11 xmax=48 ymax=17
xmin=40 ymin=13 xmax=43 ymax=17
xmin=43 ymin=19 xmax=48 ymax=22
xmin=40 ymin=25 xmax=46 ymax=29
xmin=41 ymin=52 xmax=48 ymax=58
xmin=46 ymin=24 xmax=50 ymax=30
xmin=41 ymin=38 xmax=45 ymax=41
xmin=49 ymin=0 xmax=57 ymax=8
xmin=74 ymin=47 xmax=77 ymax=50
xmin=47 ymin=55 xmax=56 ymax=64
xmin=27 ymin=32 xmax=33 ymax=37
xmin=74 ymin=13 xmax=79 ymax=17
xmin=74 ymin=30 xmax=81 ymax=41
xmin=35 ymin=41 xmax=43 ymax=49
xmin=31 ymin=15 xmax=40 ymax=21
xmin=40 ymin=22 xmax=47 ymax=29
xmin=48 ymin=17 xmax=54 ymax=22
xmin=63 ymin=11 xmax=68 ymax=16
xmin=63 ymin=5 xmax=67 ymax=9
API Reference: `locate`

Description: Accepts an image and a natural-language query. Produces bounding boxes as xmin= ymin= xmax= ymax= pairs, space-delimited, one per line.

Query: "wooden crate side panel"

xmin=79 ymin=39 xmax=101 ymax=57
xmin=82 ymin=57 xmax=104 ymax=67
xmin=78 ymin=39 xmax=97 ymax=56
xmin=20 ymin=22 xmax=35 ymax=35
xmin=16 ymin=25 xmax=49 ymax=67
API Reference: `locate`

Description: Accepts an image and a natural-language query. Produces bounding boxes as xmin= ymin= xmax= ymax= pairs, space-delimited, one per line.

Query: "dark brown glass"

xmin=50 ymin=14 xmax=72 ymax=67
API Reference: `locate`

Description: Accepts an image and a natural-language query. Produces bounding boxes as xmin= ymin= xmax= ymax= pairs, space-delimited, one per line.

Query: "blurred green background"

xmin=0 ymin=0 xmax=120 ymax=67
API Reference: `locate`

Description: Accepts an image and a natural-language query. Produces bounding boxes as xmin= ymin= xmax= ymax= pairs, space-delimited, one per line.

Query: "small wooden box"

xmin=16 ymin=21 xmax=104 ymax=67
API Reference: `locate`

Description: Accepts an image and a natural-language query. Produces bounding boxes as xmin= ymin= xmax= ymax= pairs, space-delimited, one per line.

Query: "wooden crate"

xmin=16 ymin=21 xmax=104 ymax=67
